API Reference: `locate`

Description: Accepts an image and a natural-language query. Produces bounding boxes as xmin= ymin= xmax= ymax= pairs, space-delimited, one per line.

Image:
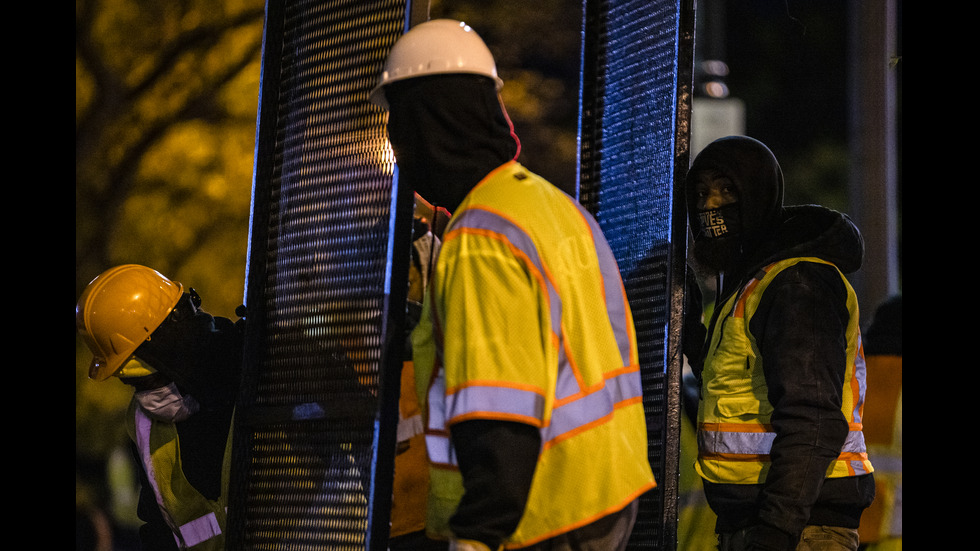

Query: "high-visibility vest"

xmin=695 ymin=257 xmax=874 ymax=484
xmin=390 ymin=360 xmax=430 ymax=538
xmin=677 ymin=410 xmax=718 ymax=551
xmin=127 ymin=399 xmax=230 ymax=550
xmin=858 ymin=353 xmax=902 ymax=546
xmin=412 ymin=161 xmax=656 ymax=548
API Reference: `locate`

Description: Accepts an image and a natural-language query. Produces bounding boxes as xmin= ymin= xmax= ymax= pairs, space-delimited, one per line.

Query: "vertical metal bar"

xmin=662 ymin=2 xmax=697 ymax=548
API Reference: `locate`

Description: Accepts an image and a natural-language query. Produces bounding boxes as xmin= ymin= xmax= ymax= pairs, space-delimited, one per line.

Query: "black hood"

xmin=384 ymin=74 xmax=520 ymax=214
xmin=134 ymin=301 xmax=244 ymax=409
xmin=686 ymin=136 xmax=863 ymax=279
xmin=757 ymin=204 xmax=865 ymax=275
xmin=686 ymin=135 xmax=785 ymax=250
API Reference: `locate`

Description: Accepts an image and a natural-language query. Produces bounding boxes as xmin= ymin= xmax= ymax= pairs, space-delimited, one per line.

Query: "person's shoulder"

xmin=474 ymin=162 xmax=559 ymax=198
xmin=765 ymin=259 xmax=849 ymax=304
xmin=465 ymin=163 xmax=575 ymax=224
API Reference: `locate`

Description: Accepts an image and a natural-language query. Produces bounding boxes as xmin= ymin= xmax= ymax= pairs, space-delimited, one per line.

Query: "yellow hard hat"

xmin=370 ymin=19 xmax=504 ymax=108
xmin=76 ymin=264 xmax=184 ymax=381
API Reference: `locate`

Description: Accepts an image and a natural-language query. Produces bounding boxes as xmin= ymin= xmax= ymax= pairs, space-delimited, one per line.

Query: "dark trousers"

xmin=517 ymin=499 xmax=640 ymax=551
xmin=718 ymin=525 xmax=860 ymax=551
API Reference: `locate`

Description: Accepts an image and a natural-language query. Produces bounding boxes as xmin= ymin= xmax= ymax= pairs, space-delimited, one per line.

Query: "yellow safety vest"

xmin=412 ymin=161 xmax=656 ymax=548
xmin=858 ymin=353 xmax=902 ymax=547
xmin=677 ymin=411 xmax=718 ymax=551
xmin=127 ymin=399 xmax=231 ymax=550
xmin=695 ymin=257 xmax=873 ymax=484
xmin=390 ymin=360 xmax=430 ymax=538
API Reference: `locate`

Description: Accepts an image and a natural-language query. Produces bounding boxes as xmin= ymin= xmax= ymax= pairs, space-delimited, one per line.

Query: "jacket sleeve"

xmin=449 ymin=419 xmax=541 ymax=549
xmin=682 ymin=270 xmax=708 ymax=377
xmin=748 ymin=261 xmax=852 ymax=544
xmin=434 ymin=213 xmax=554 ymax=548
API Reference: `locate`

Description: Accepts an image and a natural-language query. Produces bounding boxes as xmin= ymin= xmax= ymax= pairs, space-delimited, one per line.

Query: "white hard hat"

xmin=370 ymin=19 xmax=504 ymax=108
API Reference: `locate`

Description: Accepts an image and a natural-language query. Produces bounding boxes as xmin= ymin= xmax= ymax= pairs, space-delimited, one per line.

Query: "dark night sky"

xmin=698 ymin=0 xmax=855 ymax=209
xmin=440 ymin=0 xmax=900 ymax=213
xmin=717 ymin=1 xmax=850 ymax=157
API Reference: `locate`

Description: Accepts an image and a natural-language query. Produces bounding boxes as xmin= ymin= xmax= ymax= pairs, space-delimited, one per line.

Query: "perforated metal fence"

xmin=228 ymin=0 xmax=692 ymax=548
xmin=227 ymin=1 xmax=415 ymax=549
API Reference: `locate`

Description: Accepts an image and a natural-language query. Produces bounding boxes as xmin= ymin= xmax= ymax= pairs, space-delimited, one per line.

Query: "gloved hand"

xmin=449 ymin=539 xmax=494 ymax=551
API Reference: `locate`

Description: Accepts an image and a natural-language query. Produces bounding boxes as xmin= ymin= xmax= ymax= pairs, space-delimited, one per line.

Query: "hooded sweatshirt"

xmin=684 ymin=136 xmax=875 ymax=548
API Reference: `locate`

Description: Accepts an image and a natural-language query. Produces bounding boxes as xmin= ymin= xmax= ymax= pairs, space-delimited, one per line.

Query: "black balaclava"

xmin=384 ymin=74 xmax=520 ymax=215
xmin=134 ymin=292 xmax=244 ymax=410
xmin=686 ymin=136 xmax=785 ymax=275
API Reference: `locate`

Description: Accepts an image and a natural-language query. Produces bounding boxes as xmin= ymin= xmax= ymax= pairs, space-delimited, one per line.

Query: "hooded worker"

xmin=371 ymin=19 xmax=656 ymax=551
xmin=683 ymin=136 xmax=875 ymax=551
xmin=76 ymin=264 xmax=244 ymax=551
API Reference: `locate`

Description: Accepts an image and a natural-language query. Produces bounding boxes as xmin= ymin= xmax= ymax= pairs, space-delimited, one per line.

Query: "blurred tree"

xmin=76 ymin=0 xmax=264 ymax=312
xmin=75 ymin=0 xmax=264 ymax=534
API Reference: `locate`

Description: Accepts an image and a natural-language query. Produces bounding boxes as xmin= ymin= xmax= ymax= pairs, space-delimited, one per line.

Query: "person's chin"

xmin=692 ymin=236 xmax=740 ymax=273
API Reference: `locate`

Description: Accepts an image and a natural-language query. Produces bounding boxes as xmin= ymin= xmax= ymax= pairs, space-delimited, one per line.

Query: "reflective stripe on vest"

xmin=178 ymin=512 xmax=222 ymax=548
xmin=858 ymin=354 xmax=903 ymax=541
xmin=698 ymin=422 xmax=869 ymax=459
xmin=413 ymin=162 xmax=655 ymax=546
xmin=131 ymin=405 xmax=225 ymax=549
xmin=696 ymin=258 xmax=873 ymax=483
xmin=424 ymin=206 xmax=641 ymax=467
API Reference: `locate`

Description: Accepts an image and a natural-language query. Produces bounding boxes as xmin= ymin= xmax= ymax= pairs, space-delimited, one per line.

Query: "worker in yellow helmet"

xmin=371 ymin=19 xmax=656 ymax=551
xmin=76 ymin=264 xmax=244 ymax=551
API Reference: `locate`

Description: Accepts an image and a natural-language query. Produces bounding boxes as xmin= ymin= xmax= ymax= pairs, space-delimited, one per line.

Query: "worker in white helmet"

xmin=371 ymin=20 xmax=656 ymax=551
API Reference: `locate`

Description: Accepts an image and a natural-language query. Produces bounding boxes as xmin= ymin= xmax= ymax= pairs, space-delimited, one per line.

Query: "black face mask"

xmin=135 ymin=292 xmax=243 ymax=407
xmin=385 ymin=74 xmax=519 ymax=214
xmin=697 ymin=203 xmax=741 ymax=240
xmin=691 ymin=203 xmax=745 ymax=274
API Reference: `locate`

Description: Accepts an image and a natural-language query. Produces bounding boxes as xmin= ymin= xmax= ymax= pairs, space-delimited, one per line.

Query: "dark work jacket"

xmin=132 ymin=403 xmax=235 ymax=551
xmin=686 ymin=205 xmax=875 ymax=549
xmin=131 ymin=314 xmax=243 ymax=551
